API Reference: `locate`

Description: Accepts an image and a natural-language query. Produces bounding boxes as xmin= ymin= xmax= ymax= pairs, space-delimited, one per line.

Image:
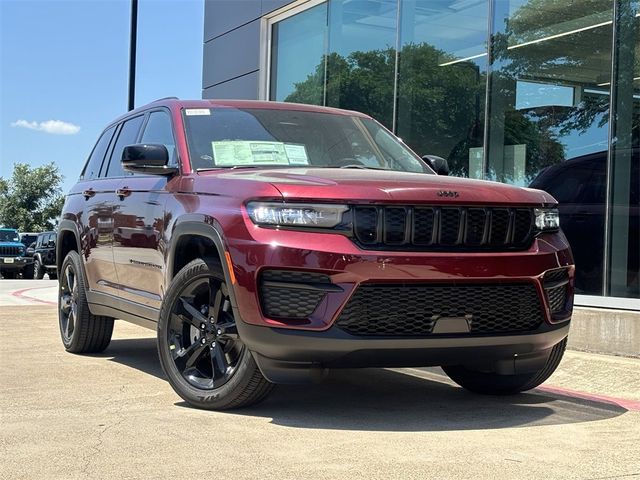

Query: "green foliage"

xmin=0 ymin=162 xmax=65 ymax=232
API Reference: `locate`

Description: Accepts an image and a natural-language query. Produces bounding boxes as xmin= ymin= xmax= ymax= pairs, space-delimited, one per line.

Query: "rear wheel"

xmin=442 ymin=337 xmax=567 ymax=395
xmin=157 ymin=258 xmax=273 ymax=410
xmin=58 ymin=250 xmax=114 ymax=353
xmin=34 ymin=258 xmax=44 ymax=279
xmin=2 ymin=271 xmax=16 ymax=279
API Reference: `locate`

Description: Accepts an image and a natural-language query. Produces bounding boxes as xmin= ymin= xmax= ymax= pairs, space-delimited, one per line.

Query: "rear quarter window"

xmin=81 ymin=125 xmax=116 ymax=180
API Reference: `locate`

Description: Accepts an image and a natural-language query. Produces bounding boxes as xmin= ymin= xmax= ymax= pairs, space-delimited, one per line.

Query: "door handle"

xmin=116 ymin=187 xmax=131 ymax=199
xmin=82 ymin=189 xmax=95 ymax=199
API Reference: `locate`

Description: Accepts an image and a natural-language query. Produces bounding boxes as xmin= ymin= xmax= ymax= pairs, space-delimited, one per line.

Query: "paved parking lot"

xmin=1 ymin=280 xmax=639 ymax=479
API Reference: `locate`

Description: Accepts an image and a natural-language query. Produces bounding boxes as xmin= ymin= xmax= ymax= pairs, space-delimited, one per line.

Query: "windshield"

xmin=182 ymin=107 xmax=432 ymax=174
xmin=0 ymin=231 xmax=20 ymax=242
xmin=20 ymin=234 xmax=38 ymax=246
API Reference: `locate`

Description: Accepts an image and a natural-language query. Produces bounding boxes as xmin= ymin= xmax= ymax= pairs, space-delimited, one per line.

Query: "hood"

xmin=0 ymin=241 xmax=25 ymax=248
xmin=214 ymin=168 xmax=556 ymax=206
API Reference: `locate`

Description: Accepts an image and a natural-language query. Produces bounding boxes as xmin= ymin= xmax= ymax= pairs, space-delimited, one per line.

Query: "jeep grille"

xmin=352 ymin=206 xmax=535 ymax=251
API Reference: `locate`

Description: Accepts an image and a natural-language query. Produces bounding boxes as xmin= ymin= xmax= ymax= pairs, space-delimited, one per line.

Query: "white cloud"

xmin=10 ymin=119 xmax=80 ymax=135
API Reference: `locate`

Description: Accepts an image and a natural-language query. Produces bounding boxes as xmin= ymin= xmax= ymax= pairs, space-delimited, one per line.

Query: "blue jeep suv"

xmin=0 ymin=228 xmax=35 ymax=279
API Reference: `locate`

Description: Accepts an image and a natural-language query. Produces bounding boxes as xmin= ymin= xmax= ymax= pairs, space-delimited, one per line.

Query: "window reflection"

xmin=325 ymin=0 xmax=398 ymax=128
xmin=488 ymin=0 xmax=613 ymax=294
xmin=607 ymin=1 xmax=639 ymax=299
xmin=267 ymin=0 xmax=639 ymax=300
xmin=396 ymin=0 xmax=489 ymax=178
xmin=270 ymin=3 xmax=327 ymax=104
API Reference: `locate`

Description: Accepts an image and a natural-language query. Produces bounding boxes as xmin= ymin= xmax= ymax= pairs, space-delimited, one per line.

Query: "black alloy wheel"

xmin=168 ymin=276 xmax=243 ymax=390
xmin=158 ymin=258 xmax=273 ymax=410
xmin=59 ymin=263 xmax=78 ymax=342
xmin=57 ymin=250 xmax=113 ymax=353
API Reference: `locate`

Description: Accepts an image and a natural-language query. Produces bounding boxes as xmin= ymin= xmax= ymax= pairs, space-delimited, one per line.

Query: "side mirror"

xmin=122 ymin=144 xmax=178 ymax=175
xmin=422 ymin=155 xmax=449 ymax=176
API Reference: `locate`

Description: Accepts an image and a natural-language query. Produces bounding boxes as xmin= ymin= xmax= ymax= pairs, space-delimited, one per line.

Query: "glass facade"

xmin=267 ymin=0 xmax=640 ymax=302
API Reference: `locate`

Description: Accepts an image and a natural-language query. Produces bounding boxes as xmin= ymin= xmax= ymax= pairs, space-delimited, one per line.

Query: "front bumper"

xmin=239 ymin=321 xmax=570 ymax=383
xmin=223 ymin=225 xmax=574 ymax=383
xmin=226 ymin=225 xmax=574 ymax=331
xmin=0 ymin=257 xmax=34 ymax=270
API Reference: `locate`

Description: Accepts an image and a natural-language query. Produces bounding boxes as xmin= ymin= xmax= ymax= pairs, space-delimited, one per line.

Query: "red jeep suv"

xmin=57 ymin=98 xmax=573 ymax=409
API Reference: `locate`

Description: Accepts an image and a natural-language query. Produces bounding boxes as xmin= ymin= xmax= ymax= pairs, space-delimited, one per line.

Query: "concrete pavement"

xmin=0 ymin=279 xmax=57 ymax=306
xmin=1 ymin=282 xmax=639 ymax=479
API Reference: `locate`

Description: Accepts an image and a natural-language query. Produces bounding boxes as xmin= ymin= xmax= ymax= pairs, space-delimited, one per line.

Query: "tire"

xmin=442 ymin=337 xmax=567 ymax=395
xmin=48 ymin=270 xmax=58 ymax=280
xmin=2 ymin=271 xmax=16 ymax=279
xmin=157 ymin=258 xmax=273 ymax=410
xmin=34 ymin=258 xmax=44 ymax=279
xmin=22 ymin=263 xmax=35 ymax=279
xmin=58 ymin=250 xmax=114 ymax=353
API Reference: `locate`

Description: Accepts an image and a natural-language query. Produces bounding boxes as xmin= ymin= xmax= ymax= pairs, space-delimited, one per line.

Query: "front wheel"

xmin=157 ymin=258 xmax=273 ymax=410
xmin=442 ymin=337 xmax=567 ymax=395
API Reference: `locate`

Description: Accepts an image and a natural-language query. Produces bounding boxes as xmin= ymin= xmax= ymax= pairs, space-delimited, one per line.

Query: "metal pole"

xmin=128 ymin=0 xmax=138 ymax=111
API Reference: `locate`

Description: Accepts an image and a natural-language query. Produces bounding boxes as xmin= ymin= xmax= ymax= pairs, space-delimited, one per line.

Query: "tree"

xmin=0 ymin=162 xmax=65 ymax=231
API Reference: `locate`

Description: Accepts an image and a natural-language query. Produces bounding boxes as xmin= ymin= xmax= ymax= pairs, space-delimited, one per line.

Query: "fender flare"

xmin=166 ymin=219 xmax=240 ymax=312
xmin=56 ymin=219 xmax=82 ymax=272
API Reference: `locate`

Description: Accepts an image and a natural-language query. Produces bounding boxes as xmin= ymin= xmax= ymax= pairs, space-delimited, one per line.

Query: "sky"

xmin=0 ymin=0 xmax=204 ymax=194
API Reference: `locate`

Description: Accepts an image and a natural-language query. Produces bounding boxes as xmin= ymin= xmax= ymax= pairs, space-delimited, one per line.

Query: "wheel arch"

xmin=57 ymin=220 xmax=81 ymax=274
xmin=166 ymin=220 xmax=239 ymax=311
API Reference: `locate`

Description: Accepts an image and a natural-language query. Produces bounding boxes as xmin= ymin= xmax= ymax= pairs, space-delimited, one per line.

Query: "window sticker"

xmin=212 ymin=141 xmax=290 ymax=166
xmin=283 ymin=144 xmax=309 ymax=165
xmin=185 ymin=108 xmax=211 ymax=116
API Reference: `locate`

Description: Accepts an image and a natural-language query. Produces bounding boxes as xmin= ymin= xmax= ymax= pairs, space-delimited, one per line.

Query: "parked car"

xmin=32 ymin=231 xmax=58 ymax=280
xmin=19 ymin=232 xmax=38 ymax=253
xmin=0 ymin=228 xmax=34 ymax=279
xmin=530 ymin=148 xmax=639 ymax=296
xmin=57 ymin=98 xmax=574 ymax=409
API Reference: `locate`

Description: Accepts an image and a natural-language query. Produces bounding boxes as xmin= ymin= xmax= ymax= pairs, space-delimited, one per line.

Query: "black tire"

xmin=58 ymin=250 xmax=114 ymax=353
xmin=442 ymin=337 xmax=568 ymax=395
xmin=34 ymin=258 xmax=44 ymax=279
xmin=2 ymin=271 xmax=16 ymax=279
xmin=48 ymin=270 xmax=58 ymax=280
xmin=157 ymin=258 xmax=273 ymax=410
xmin=22 ymin=263 xmax=35 ymax=279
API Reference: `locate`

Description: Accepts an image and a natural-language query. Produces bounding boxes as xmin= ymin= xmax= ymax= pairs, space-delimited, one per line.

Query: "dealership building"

xmin=202 ymin=0 xmax=639 ymax=354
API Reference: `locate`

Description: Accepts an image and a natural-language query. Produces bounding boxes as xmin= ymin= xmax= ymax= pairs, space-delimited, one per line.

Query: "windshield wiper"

xmin=197 ymin=164 xmax=293 ymax=172
xmin=338 ymin=164 xmax=388 ymax=170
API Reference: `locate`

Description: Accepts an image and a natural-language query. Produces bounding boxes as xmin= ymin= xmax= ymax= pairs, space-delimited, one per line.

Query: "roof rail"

xmin=152 ymin=96 xmax=179 ymax=102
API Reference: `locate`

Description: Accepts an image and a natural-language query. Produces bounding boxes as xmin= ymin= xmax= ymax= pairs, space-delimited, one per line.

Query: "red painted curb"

xmin=10 ymin=286 xmax=57 ymax=306
xmin=536 ymin=384 xmax=640 ymax=412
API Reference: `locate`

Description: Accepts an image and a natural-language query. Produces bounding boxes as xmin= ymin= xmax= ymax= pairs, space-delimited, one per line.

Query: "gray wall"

xmin=202 ymin=0 xmax=295 ymax=99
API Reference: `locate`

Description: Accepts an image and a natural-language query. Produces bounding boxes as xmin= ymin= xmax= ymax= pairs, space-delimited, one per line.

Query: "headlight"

xmin=534 ymin=207 xmax=560 ymax=231
xmin=247 ymin=202 xmax=348 ymax=228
